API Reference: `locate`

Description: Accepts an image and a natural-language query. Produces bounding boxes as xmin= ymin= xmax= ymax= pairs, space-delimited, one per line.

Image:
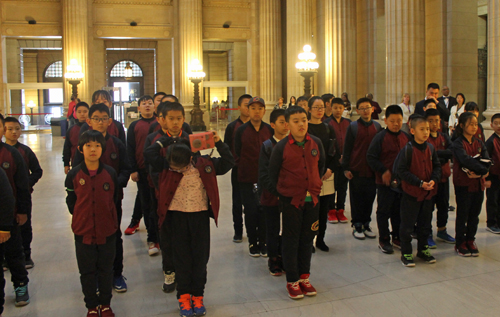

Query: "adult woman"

xmin=448 ymin=93 xmax=466 ymax=132
xmin=341 ymin=92 xmax=352 ymax=112
xmin=274 ymin=97 xmax=286 ymax=110
xmin=398 ymin=93 xmax=413 ymax=122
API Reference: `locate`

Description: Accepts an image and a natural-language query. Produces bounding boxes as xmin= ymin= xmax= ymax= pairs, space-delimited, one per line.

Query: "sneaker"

xmin=363 ymin=224 xmax=376 ymax=239
xmin=378 ymin=239 xmax=394 ymax=254
xmin=268 ymin=258 xmax=283 ymax=276
xmin=315 ymin=239 xmax=329 ymax=252
xmin=410 ymin=231 xmax=417 ymax=239
xmin=466 ymin=240 xmax=479 ymax=257
xmin=25 ymin=258 xmax=34 ymax=269
xmin=427 ymin=235 xmax=437 ymax=249
xmin=14 ymin=284 xmax=29 ymax=307
xmin=2 ymin=261 xmax=8 ymax=272
xmin=148 ymin=242 xmax=160 ymax=256
xmin=486 ymin=226 xmax=500 ymax=234
xmin=436 ymin=229 xmax=456 ymax=243
xmin=163 ymin=271 xmax=176 ymax=293
xmin=353 ymin=224 xmax=365 ymax=240
xmin=232 ymin=233 xmax=243 ymax=243
xmin=417 ymin=248 xmax=436 ymax=264
xmin=113 ymin=275 xmax=127 ymax=293
xmin=260 ymin=244 xmax=268 ymax=257
xmin=249 ymin=244 xmax=260 ymax=257
xmin=299 ymin=274 xmax=317 ymax=296
xmin=87 ymin=308 xmax=99 ymax=316
xmin=124 ymin=219 xmax=140 ymax=235
xmin=337 ymin=209 xmax=349 ymax=223
xmin=286 ymin=281 xmax=304 ymax=299
xmin=392 ymin=237 xmax=401 ymax=249
xmin=100 ymin=305 xmax=115 ymax=317
xmin=455 ymin=242 xmax=471 ymax=257
xmin=401 ymin=254 xmax=415 ymax=267
xmin=178 ymin=294 xmax=194 ymax=317
xmin=328 ymin=209 xmax=338 ymax=223
xmin=192 ymin=296 xmax=206 ymax=316
xmin=448 ymin=206 xmax=455 ymax=211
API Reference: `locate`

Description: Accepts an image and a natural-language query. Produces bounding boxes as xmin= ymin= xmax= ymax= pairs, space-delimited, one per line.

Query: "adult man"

xmin=415 ymin=83 xmax=449 ymax=123
xmin=438 ymin=86 xmax=457 ymax=111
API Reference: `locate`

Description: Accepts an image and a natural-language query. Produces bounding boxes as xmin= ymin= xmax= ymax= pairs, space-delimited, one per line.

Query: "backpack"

xmin=390 ymin=142 xmax=413 ymax=193
xmin=349 ymin=120 xmax=382 ymax=139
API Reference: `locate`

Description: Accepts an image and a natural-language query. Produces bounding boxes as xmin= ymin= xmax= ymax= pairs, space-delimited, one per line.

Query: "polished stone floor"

xmin=3 ymin=132 xmax=500 ymax=317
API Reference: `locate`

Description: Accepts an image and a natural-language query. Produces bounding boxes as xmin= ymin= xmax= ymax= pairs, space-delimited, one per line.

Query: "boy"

xmin=268 ymin=106 xmax=325 ymax=299
xmin=366 ymin=105 xmax=410 ymax=254
xmin=63 ymin=101 xmax=89 ymax=174
xmin=258 ymin=109 xmax=288 ymax=275
xmin=224 ymin=94 xmax=252 ymax=242
xmin=4 ymin=117 xmax=43 ymax=268
xmin=324 ymin=98 xmax=351 ymax=223
xmin=485 ymin=113 xmax=500 ymax=233
xmin=234 ymin=97 xmax=274 ymax=256
xmin=148 ymin=94 xmax=193 ymax=135
xmin=296 ymin=96 xmax=309 ymax=114
xmin=73 ymin=103 xmax=131 ymax=293
xmin=342 ymin=97 xmax=382 ymax=239
xmin=397 ymin=116 xmax=441 ymax=267
xmin=0 ymin=114 xmax=30 ymax=307
xmin=321 ymin=93 xmax=334 ymax=120
xmin=425 ymin=109 xmax=455 ymax=245
xmin=0 ymin=167 xmax=15 ymax=315
xmin=126 ymin=95 xmax=160 ymax=256
xmin=65 ymin=130 xmax=119 ymax=317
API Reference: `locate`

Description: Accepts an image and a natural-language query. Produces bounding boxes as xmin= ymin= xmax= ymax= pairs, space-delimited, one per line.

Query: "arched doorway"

xmin=109 ymin=60 xmax=144 ymax=102
xmin=43 ymin=60 xmax=64 ymax=118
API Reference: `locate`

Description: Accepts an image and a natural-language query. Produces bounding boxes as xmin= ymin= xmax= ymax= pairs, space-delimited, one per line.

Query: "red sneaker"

xmin=124 ymin=219 xmax=140 ymax=235
xmin=286 ymin=281 xmax=304 ymax=299
xmin=299 ymin=274 xmax=317 ymax=296
xmin=337 ymin=209 xmax=348 ymax=223
xmin=99 ymin=305 xmax=115 ymax=317
xmin=466 ymin=240 xmax=479 ymax=257
xmin=328 ymin=209 xmax=338 ymax=223
xmin=86 ymin=307 xmax=99 ymax=317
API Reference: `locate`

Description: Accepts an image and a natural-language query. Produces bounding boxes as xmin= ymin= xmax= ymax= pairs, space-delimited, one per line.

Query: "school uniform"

xmin=148 ymin=121 xmax=193 ymax=135
xmin=0 ymin=168 xmax=15 ymax=315
xmin=486 ymin=133 xmax=500 ymax=228
xmin=451 ymin=135 xmax=490 ymax=246
xmin=234 ymin=121 xmax=274 ymax=248
xmin=451 ymin=123 xmax=485 ymax=143
xmin=366 ymin=128 xmax=410 ymax=242
xmin=341 ymin=119 xmax=382 ymax=228
xmin=144 ymin=137 xmax=234 ymax=298
xmin=63 ymin=121 xmax=84 ymax=168
xmin=80 ymin=119 xmax=126 ymax=145
xmin=65 ymin=162 xmax=119 ymax=309
xmin=268 ymin=133 xmax=325 ymax=282
xmin=397 ymin=140 xmax=441 ymax=255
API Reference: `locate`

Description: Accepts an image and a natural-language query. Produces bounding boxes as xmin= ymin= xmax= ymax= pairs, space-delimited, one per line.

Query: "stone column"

xmin=178 ymin=0 xmax=203 ymax=105
xmin=385 ymin=0 xmax=425 ymax=107
xmin=62 ymin=0 xmax=89 ymax=105
xmin=483 ymin=0 xmax=500 ymax=127
xmin=0 ymin=38 xmax=5 ymax=115
xmin=286 ymin=0 xmax=312 ymax=98
xmin=259 ymin=0 xmax=281 ymax=106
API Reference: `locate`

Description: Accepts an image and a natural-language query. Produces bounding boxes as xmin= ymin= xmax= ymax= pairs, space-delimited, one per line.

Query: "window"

xmin=43 ymin=61 xmax=63 ymax=105
xmin=110 ymin=60 xmax=143 ymax=77
xmin=45 ymin=61 xmax=63 ymax=78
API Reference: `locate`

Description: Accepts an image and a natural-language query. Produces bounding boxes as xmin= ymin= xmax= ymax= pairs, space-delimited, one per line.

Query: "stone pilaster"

xmin=483 ymin=0 xmax=500 ymax=129
xmin=385 ymin=0 xmax=425 ymax=107
xmin=0 ymin=37 xmax=5 ymax=115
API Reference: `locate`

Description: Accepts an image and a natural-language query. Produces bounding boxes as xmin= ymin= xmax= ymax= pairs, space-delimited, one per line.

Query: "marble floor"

xmin=3 ymin=132 xmax=500 ymax=317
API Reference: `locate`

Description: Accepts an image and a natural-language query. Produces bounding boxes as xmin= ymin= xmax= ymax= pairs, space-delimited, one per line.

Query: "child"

xmin=148 ymin=94 xmax=193 ymax=135
xmin=224 ymin=94 xmax=252 ymax=243
xmin=3 ymin=117 xmax=43 ymax=268
xmin=450 ymin=102 xmax=485 ymax=143
xmin=296 ymin=96 xmax=309 ymax=114
xmin=63 ymin=101 xmax=89 ymax=174
xmin=425 ymin=109 xmax=455 ymax=246
xmin=307 ymin=96 xmax=340 ymax=252
xmin=72 ymin=103 xmax=131 ymax=293
xmin=234 ymin=97 xmax=274 ymax=256
xmin=65 ymin=130 xmax=119 ymax=317
xmin=258 ymin=108 xmax=288 ymax=275
xmin=342 ymin=97 xmax=382 ymax=239
xmin=321 ymin=93 xmax=334 ymax=121
xmin=397 ymin=116 xmax=441 ymax=267
xmin=324 ymin=98 xmax=351 ymax=223
xmin=144 ymin=132 xmax=234 ymax=317
xmin=367 ymin=105 xmax=410 ymax=254
xmin=0 ymin=114 xmax=31 ymax=307
xmin=268 ymin=106 xmax=325 ymax=299
xmin=126 ymin=95 xmax=160 ymax=256
xmin=485 ymin=113 xmax=500 ymax=234
xmin=451 ymin=112 xmax=490 ymax=257
xmin=0 ymin=167 xmax=15 ymax=315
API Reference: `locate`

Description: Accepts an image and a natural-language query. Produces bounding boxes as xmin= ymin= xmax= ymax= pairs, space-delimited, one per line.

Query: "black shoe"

xmin=401 ymin=254 xmax=415 ymax=267
xmin=417 ymin=248 xmax=436 ymax=263
xmin=25 ymin=258 xmax=34 ymax=269
xmin=259 ymin=244 xmax=268 ymax=257
xmin=378 ymin=239 xmax=394 ymax=254
xmin=233 ymin=233 xmax=243 ymax=243
xmin=15 ymin=284 xmax=29 ymax=306
xmin=315 ymin=240 xmax=329 ymax=252
xmin=268 ymin=257 xmax=283 ymax=276
xmin=162 ymin=271 xmax=176 ymax=293
xmin=448 ymin=206 xmax=455 ymax=211
xmin=249 ymin=244 xmax=260 ymax=257
xmin=455 ymin=242 xmax=471 ymax=257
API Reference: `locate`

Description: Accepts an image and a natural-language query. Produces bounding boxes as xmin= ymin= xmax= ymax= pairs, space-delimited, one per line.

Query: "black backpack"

xmin=390 ymin=142 xmax=413 ymax=193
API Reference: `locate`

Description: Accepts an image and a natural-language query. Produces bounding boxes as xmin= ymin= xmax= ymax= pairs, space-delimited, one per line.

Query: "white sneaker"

xmin=148 ymin=242 xmax=160 ymax=256
xmin=352 ymin=228 xmax=365 ymax=240
xmin=363 ymin=225 xmax=377 ymax=239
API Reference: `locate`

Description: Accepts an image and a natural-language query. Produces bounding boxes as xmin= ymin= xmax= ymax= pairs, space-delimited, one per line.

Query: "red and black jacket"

xmin=13 ymin=142 xmax=43 ymax=192
xmin=398 ymin=140 xmax=441 ymax=201
xmin=451 ymin=123 xmax=485 ymax=143
xmin=63 ymin=121 xmax=84 ymax=167
xmin=367 ymin=129 xmax=410 ymax=185
xmin=426 ymin=132 xmax=452 ymax=183
xmin=258 ymin=138 xmax=279 ymax=207
xmin=234 ymin=121 xmax=274 ymax=183
xmin=268 ymin=133 xmax=326 ymax=207
xmin=148 ymin=121 xmax=193 ymax=135
xmin=80 ymin=119 xmax=126 ymax=145
xmin=144 ymin=137 xmax=235 ymax=228
xmin=486 ymin=133 xmax=500 ymax=179
xmin=0 ymin=168 xmax=15 ymax=232
xmin=224 ymin=117 xmax=245 ymax=159
xmin=127 ymin=116 xmax=157 ymax=172
xmin=324 ymin=116 xmax=351 ymax=155
xmin=65 ymin=162 xmax=119 ymax=245
xmin=0 ymin=142 xmax=31 ymax=217
xmin=452 ymin=135 xmax=490 ymax=192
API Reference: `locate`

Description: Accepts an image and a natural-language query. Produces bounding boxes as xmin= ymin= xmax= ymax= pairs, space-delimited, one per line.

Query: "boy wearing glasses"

xmin=342 ymin=97 xmax=382 ymax=240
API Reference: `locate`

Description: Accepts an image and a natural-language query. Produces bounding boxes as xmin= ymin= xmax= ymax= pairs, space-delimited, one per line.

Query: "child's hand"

xmin=0 ymin=232 xmax=10 ymax=244
xmin=131 ymin=172 xmax=140 ymax=182
xmin=64 ymin=166 xmax=70 ymax=174
xmin=382 ymin=170 xmax=392 ymax=186
xmin=485 ymin=180 xmax=492 ymax=188
xmin=212 ymin=130 xmax=221 ymax=142
xmin=344 ymin=170 xmax=353 ymax=180
xmin=322 ymin=168 xmax=333 ymax=181
xmin=422 ymin=182 xmax=434 ymax=191
xmin=466 ymin=171 xmax=481 ymax=179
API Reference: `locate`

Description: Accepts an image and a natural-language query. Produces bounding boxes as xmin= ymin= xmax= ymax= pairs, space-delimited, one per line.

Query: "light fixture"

xmin=27 ymin=100 xmax=36 ymax=123
xmin=295 ymin=45 xmax=319 ymax=98
xmin=187 ymin=59 xmax=206 ymax=80
xmin=187 ymin=59 xmax=206 ymax=131
xmin=65 ymin=59 xmax=84 ymax=99
xmin=124 ymin=62 xmax=133 ymax=80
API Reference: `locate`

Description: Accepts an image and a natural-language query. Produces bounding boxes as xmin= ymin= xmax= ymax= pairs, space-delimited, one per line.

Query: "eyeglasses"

xmin=90 ymin=117 xmax=110 ymax=123
xmin=311 ymin=106 xmax=325 ymax=110
xmin=357 ymin=107 xmax=372 ymax=112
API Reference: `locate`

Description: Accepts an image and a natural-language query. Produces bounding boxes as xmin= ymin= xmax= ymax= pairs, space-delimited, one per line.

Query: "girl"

xmin=448 ymin=93 xmax=466 ymax=132
xmin=144 ymin=132 xmax=234 ymax=317
xmin=451 ymin=112 xmax=491 ymax=257
xmin=289 ymin=96 xmax=296 ymax=107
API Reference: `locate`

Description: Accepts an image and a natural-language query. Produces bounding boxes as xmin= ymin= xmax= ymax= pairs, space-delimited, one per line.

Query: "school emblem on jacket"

xmin=311 ymin=149 xmax=318 ymax=157
xmin=111 ymin=153 xmax=117 ymax=160
xmin=205 ymin=165 xmax=212 ymax=173
xmin=311 ymin=220 xmax=319 ymax=231
xmin=2 ymin=162 xmax=9 ymax=169
xmin=79 ymin=178 xmax=85 ymax=186
xmin=103 ymin=183 xmax=110 ymax=191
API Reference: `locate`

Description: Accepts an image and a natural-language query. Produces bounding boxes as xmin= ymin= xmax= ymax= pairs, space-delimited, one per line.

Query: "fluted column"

xmin=0 ymin=36 xmax=5 ymax=115
xmin=483 ymin=0 xmax=500 ymax=127
xmin=259 ymin=0 xmax=281 ymax=106
xmin=62 ymin=0 xmax=89 ymax=104
xmin=178 ymin=0 xmax=203 ymax=105
xmin=286 ymin=0 xmax=312 ymax=97
xmin=385 ymin=0 xmax=425 ymax=107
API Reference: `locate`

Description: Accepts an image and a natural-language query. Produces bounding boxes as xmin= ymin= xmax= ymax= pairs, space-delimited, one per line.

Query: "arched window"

xmin=43 ymin=61 xmax=63 ymax=105
xmin=110 ymin=60 xmax=143 ymax=77
xmin=44 ymin=61 xmax=63 ymax=78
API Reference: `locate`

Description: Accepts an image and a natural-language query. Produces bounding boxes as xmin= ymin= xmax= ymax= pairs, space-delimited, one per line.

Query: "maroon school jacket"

xmin=402 ymin=145 xmax=439 ymax=201
xmin=427 ymin=133 xmax=452 ymax=183
xmin=325 ymin=117 xmax=351 ymax=154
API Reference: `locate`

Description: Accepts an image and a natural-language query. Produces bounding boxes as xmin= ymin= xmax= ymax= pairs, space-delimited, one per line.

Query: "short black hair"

xmin=166 ymin=137 xmax=192 ymax=167
xmin=425 ymin=108 xmax=441 ymax=118
xmin=78 ymin=130 xmax=107 ymax=153
xmin=424 ymin=98 xmax=437 ymax=108
xmin=308 ymin=96 xmax=323 ymax=109
xmin=410 ymin=116 xmax=427 ymax=129
xmin=427 ymin=83 xmax=440 ymax=91
xmin=161 ymin=94 xmax=179 ymax=103
xmin=0 ymin=114 xmax=4 ymax=125
xmin=491 ymin=113 xmax=500 ymax=123
xmin=465 ymin=101 xmax=479 ymax=112
xmin=270 ymin=109 xmax=286 ymax=124
xmin=4 ymin=117 xmax=21 ymax=126
xmin=356 ymin=97 xmax=372 ymax=109
xmin=331 ymin=98 xmax=344 ymax=106
xmin=321 ymin=93 xmax=334 ymax=105
xmin=138 ymin=95 xmax=153 ymax=105
xmin=75 ymin=101 xmax=90 ymax=112
xmin=285 ymin=106 xmax=307 ymax=122
xmin=238 ymin=94 xmax=252 ymax=106
xmin=92 ymin=90 xmax=112 ymax=104
xmin=153 ymin=92 xmax=167 ymax=100
xmin=408 ymin=113 xmax=424 ymax=123
xmin=385 ymin=105 xmax=403 ymax=118
xmin=296 ymin=96 xmax=309 ymax=104
xmin=158 ymin=101 xmax=185 ymax=117
xmin=89 ymin=103 xmax=110 ymax=118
